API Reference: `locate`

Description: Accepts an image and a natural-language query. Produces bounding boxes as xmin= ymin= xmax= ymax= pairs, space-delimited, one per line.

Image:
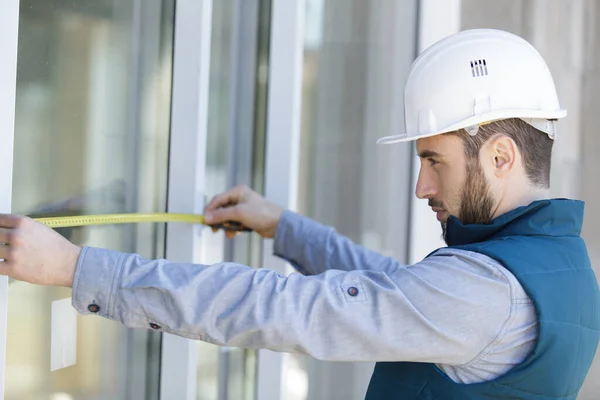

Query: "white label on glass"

xmin=50 ymin=298 xmax=77 ymax=371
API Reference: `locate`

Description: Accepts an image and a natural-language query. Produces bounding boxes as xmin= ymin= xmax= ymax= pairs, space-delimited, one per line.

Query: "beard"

xmin=440 ymin=158 xmax=495 ymax=243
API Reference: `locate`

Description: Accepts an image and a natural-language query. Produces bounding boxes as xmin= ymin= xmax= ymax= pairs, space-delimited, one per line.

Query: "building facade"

xmin=0 ymin=0 xmax=598 ymax=399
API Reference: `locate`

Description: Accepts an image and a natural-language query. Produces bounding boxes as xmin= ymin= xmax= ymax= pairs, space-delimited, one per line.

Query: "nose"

xmin=415 ymin=167 xmax=438 ymax=200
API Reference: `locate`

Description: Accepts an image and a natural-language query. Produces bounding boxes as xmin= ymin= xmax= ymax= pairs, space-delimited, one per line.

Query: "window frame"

xmin=0 ymin=0 xmax=19 ymax=397
xmin=255 ymin=0 xmax=306 ymax=399
xmin=159 ymin=0 xmax=214 ymax=399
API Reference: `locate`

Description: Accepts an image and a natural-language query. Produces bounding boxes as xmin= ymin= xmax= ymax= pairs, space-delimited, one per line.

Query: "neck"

xmin=492 ymin=184 xmax=550 ymax=220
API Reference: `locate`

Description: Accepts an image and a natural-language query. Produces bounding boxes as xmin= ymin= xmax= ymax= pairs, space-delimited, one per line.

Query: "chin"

xmin=436 ymin=211 xmax=449 ymax=222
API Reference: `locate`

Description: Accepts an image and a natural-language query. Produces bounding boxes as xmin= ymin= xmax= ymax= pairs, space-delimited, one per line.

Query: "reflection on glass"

xmin=291 ymin=0 xmax=417 ymax=399
xmin=8 ymin=1 xmax=174 ymax=399
xmin=196 ymin=0 xmax=269 ymax=399
xmin=195 ymin=1 xmax=233 ymax=398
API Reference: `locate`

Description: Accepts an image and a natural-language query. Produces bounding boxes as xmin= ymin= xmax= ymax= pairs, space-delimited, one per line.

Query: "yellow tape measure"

xmin=33 ymin=213 xmax=251 ymax=232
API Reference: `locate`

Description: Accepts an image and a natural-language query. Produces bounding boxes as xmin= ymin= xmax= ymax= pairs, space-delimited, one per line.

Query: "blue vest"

xmin=365 ymin=199 xmax=600 ymax=399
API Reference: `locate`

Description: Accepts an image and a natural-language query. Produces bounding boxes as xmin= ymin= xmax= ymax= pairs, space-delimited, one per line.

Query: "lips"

xmin=431 ymin=207 xmax=446 ymax=221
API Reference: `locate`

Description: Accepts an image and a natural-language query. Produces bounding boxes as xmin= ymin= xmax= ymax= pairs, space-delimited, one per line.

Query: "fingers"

xmin=204 ymin=185 xmax=253 ymax=225
xmin=0 ymin=234 xmax=13 ymax=268
xmin=204 ymin=190 xmax=238 ymax=212
xmin=0 ymin=227 xmax=17 ymax=263
xmin=209 ymin=221 xmax=242 ymax=239
xmin=0 ymin=241 xmax=11 ymax=264
xmin=0 ymin=228 xmax=12 ymax=244
xmin=204 ymin=205 xmax=241 ymax=225
xmin=0 ymin=226 xmax=18 ymax=263
xmin=204 ymin=185 xmax=248 ymax=213
xmin=0 ymin=214 xmax=21 ymax=228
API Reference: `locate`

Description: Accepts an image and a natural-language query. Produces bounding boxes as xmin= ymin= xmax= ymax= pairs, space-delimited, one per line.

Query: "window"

xmin=289 ymin=0 xmax=418 ymax=399
xmin=196 ymin=0 xmax=270 ymax=399
xmin=8 ymin=1 xmax=175 ymax=398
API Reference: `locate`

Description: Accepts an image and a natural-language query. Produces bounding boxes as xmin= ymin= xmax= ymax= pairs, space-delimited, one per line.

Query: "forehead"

xmin=416 ymin=133 xmax=464 ymax=158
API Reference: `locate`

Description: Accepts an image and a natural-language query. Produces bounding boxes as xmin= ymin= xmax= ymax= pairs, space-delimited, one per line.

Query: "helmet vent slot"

xmin=470 ymin=59 xmax=488 ymax=77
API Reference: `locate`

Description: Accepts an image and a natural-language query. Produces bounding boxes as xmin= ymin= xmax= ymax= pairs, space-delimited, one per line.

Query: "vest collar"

xmin=445 ymin=198 xmax=585 ymax=247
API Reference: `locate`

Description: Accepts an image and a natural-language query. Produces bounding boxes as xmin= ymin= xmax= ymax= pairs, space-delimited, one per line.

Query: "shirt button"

xmin=347 ymin=286 xmax=359 ymax=297
xmin=149 ymin=323 xmax=161 ymax=330
xmin=88 ymin=304 xmax=100 ymax=313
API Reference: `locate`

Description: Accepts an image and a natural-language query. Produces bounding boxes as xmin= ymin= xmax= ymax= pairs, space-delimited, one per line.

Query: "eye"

xmin=428 ymin=158 xmax=439 ymax=166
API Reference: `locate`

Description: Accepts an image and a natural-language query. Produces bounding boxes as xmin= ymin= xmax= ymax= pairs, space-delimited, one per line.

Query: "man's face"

xmin=415 ymin=134 xmax=496 ymax=241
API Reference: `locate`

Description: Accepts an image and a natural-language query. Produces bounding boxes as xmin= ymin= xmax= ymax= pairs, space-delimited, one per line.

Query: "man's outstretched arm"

xmin=0 ymin=212 xmax=514 ymax=365
xmin=204 ymin=185 xmax=403 ymax=275
xmin=272 ymin=209 xmax=402 ymax=275
xmin=69 ymin=244 xmax=512 ymax=364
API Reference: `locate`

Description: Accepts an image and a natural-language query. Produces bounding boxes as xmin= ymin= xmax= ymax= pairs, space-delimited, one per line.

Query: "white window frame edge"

xmin=256 ymin=0 xmax=306 ymax=399
xmin=0 ymin=1 xmax=19 ymax=399
xmin=160 ymin=0 xmax=213 ymax=399
xmin=408 ymin=0 xmax=461 ymax=264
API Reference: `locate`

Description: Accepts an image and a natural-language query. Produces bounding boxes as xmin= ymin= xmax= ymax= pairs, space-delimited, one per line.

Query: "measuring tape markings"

xmin=33 ymin=213 xmax=251 ymax=232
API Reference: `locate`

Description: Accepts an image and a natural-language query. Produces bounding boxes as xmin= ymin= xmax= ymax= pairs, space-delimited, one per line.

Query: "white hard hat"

xmin=377 ymin=29 xmax=566 ymax=144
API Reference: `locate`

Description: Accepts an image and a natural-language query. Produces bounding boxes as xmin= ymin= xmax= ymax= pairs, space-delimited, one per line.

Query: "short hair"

xmin=452 ymin=118 xmax=554 ymax=188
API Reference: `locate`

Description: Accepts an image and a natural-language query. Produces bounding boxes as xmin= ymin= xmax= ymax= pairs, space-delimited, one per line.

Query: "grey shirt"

xmin=71 ymin=210 xmax=538 ymax=384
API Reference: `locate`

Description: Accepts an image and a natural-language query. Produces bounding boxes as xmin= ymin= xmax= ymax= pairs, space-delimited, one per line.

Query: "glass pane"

xmin=197 ymin=0 xmax=270 ymax=399
xmin=195 ymin=1 xmax=233 ymax=396
xmin=8 ymin=1 xmax=175 ymax=399
xmin=290 ymin=0 xmax=418 ymax=399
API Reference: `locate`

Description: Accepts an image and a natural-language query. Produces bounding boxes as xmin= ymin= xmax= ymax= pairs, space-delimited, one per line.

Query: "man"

xmin=1 ymin=28 xmax=598 ymax=399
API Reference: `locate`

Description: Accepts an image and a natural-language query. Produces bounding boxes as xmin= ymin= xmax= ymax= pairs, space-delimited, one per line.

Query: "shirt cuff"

xmin=71 ymin=246 xmax=125 ymax=320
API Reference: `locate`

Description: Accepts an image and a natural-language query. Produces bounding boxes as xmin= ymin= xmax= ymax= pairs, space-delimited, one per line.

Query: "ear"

xmin=487 ymin=135 xmax=517 ymax=176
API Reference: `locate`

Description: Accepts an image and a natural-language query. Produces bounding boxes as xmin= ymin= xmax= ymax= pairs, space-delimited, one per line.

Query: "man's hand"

xmin=0 ymin=215 xmax=81 ymax=287
xmin=203 ymin=185 xmax=283 ymax=239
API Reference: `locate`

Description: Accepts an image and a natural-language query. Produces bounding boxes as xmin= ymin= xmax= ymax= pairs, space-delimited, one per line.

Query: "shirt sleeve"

xmin=273 ymin=210 xmax=401 ymax=275
xmin=71 ymin=246 xmax=512 ymax=364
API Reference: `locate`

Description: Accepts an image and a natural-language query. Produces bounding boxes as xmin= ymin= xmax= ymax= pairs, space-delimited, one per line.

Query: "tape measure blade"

xmin=35 ymin=213 xmax=206 ymax=228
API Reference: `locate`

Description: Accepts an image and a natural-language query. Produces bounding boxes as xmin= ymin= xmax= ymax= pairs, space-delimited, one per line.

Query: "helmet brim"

xmin=376 ymin=108 xmax=567 ymax=145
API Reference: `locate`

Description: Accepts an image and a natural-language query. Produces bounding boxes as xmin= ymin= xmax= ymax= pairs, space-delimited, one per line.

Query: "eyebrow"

xmin=417 ymin=150 xmax=443 ymax=159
